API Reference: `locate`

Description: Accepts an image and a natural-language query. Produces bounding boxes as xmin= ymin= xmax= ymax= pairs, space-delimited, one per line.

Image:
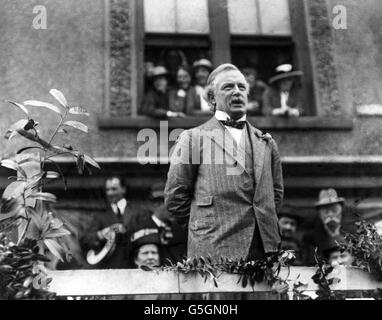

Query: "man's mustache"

xmin=323 ymin=217 xmax=341 ymax=225
xmin=230 ymin=96 xmax=245 ymax=104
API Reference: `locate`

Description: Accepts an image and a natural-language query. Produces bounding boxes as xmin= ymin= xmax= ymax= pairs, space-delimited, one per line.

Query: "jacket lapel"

xmin=248 ymin=123 xmax=266 ymax=184
xmin=203 ymin=117 xmax=247 ymax=174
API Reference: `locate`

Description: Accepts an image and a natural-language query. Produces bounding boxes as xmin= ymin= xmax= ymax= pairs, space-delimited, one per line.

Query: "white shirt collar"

xmin=215 ymin=110 xmax=246 ymax=122
xmin=111 ymin=198 xmax=127 ymax=215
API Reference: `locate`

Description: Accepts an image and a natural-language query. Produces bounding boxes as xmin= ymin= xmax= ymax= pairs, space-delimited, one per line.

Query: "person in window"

xmin=168 ymin=66 xmax=198 ymax=115
xmin=263 ymin=64 xmax=303 ymax=117
xmin=242 ymin=66 xmax=268 ymax=116
xmin=278 ymin=207 xmax=304 ymax=266
xmin=191 ymin=58 xmax=213 ymax=113
xmin=141 ymin=66 xmax=186 ymax=119
xmin=159 ymin=48 xmax=189 ymax=87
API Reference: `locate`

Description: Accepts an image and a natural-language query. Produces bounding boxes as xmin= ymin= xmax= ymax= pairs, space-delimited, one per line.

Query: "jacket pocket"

xmin=195 ymin=196 xmax=213 ymax=207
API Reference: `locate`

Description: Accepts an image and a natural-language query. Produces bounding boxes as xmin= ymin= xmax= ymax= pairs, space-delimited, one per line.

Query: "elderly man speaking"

xmin=165 ymin=64 xmax=283 ymax=261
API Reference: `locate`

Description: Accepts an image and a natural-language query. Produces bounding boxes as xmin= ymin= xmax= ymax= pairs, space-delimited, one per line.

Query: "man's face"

xmin=279 ymin=216 xmax=298 ymax=238
xmin=105 ymin=178 xmax=126 ymax=204
xmin=177 ymin=69 xmax=191 ymax=90
xmin=329 ymin=250 xmax=353 ymax=267
xmin=153 ymin=76 xmax=168 ymax=93
xmin=213 ymin=69 xmax=249 ymax=119
xmin=134 ymin=244 xmax=160 ymax=268
xmin=318 ymin=203 xmax=342 ymax=237
xmin=195 ymin=67 xmax=210 ymax=87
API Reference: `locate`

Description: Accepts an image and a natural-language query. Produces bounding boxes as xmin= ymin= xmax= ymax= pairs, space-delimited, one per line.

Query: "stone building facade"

xmin=1 ymin=0 xmax=382 ymax=233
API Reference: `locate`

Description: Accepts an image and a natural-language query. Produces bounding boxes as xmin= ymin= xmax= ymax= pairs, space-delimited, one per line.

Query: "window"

xmin=228 ymin=0 xmax=294 ymax=81
xmin=132 ymin=0 xmax=315 ymax=118
xmin=144 ymin=0 xmax=212 ymax=88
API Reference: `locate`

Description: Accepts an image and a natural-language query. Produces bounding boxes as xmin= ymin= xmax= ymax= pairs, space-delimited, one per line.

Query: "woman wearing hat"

xmin=189 ymin=58 xmax=214 ymax=113
xmin=141 ymin=66 xmax=186 ymax=119
xmin=262 ymin=64 xmax=303 ymax=117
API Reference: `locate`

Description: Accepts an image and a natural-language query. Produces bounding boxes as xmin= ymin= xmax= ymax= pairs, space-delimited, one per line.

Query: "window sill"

xmin=97 ymin=116 xmax=353 ymax=131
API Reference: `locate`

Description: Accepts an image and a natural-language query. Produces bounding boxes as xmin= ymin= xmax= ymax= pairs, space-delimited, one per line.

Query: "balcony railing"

xmin=46 ymin=267 xmax=382 ymax=298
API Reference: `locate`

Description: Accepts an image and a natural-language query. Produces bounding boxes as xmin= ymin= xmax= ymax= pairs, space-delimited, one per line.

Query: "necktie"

xmin=220 ymin=119 xmax=246 ymax=129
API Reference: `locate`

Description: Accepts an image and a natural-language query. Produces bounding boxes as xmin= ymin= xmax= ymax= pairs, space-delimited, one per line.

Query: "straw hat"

xmin=268 ymin=64 xmax=303 ymax=85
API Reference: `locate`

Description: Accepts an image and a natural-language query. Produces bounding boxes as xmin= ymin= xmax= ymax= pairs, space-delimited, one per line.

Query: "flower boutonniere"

xmin=261 ymin=132 xmax=273 ymax=142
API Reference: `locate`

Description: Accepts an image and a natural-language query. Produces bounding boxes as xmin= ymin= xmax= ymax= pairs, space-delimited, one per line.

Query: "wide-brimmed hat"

xmin=150 ymin=66 xmax=169 ymax=79
xmin=130 ymin=227 xmax=161 ymax=248
xmin=268 ymin=64 xmax=303 ymax=85
xmin=315 ymin=188 xmax=345 ymax=207
xmin=192 ymin=59 xmax=213 ymax=71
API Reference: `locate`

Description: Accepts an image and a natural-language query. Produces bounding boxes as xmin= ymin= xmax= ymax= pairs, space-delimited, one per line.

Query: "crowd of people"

xmin=141 ymin=57 xmax=304 ymax=119
xmin=60 ymin=176 xmax=354 ymax=272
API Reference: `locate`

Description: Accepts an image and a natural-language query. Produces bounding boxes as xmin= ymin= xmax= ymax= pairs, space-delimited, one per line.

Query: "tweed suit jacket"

xmin=164 ymin=116 xmax=283 ymax=260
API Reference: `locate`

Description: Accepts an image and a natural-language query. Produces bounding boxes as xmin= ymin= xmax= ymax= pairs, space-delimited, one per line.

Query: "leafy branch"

xmin=1 ymin=89 xmax=100 ymax=274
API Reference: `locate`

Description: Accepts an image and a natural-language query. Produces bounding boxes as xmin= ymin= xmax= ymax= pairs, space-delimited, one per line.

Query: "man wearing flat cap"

xmin=165 ymin=63 xmax=283 ymax=262
xmin=302 ymin=188 xmax=348 ymax=265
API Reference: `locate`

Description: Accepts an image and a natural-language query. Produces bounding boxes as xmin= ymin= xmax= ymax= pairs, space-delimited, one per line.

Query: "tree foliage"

xmin=0 ymin=89 xmax=99 ymax=299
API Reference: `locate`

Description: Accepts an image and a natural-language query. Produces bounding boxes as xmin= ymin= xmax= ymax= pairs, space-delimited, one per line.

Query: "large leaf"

xmin=84 ymin=154 xmax=101 ymax=170
xmin=29 ymin=210 xmax=44 ymax=231
xmin=23 ymin=100 xmax=62 ymax=114
xmin=64 ymin=120 xmax=88 ymax=133
xmin=3 ymin=181 xmax=27 ymax=199
xmin=49 ymin=89 xmax=68 ymax=108
xmin=43 ymin=239 xmax=64 ymax=262
xmin=7 ymin=100 xmax=29 ymax=115
xmin=69 ymin=106 xmax=89 ymax=116
xmin=4 ymin=119 xmax=29 ymax=139
xmin=1 ymin=159 xmax=27 ymax=179
xmin=28 ymin=192 xmax=57 ymax=203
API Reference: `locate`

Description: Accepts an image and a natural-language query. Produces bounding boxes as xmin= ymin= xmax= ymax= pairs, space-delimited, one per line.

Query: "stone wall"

xmin=0 ymin=0 xmax=382 ymax=158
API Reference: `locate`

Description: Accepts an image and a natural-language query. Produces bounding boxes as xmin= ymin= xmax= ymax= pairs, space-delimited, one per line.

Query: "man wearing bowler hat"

xmin=302 ymin=188 xmax=347 ymax=265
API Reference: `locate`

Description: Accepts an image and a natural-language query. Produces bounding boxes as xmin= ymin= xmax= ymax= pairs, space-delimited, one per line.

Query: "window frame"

xmin=128 ymin=0 xmax=320 ymax=122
